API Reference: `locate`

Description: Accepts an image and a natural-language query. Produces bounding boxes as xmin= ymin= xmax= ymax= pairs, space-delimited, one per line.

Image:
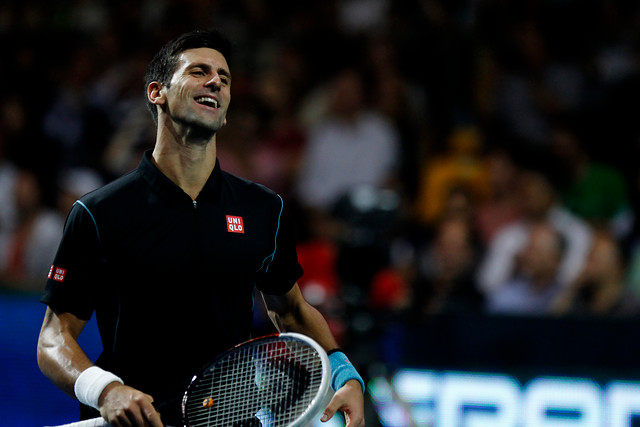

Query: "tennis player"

xmin=37 ymin=29 xmax=365 ymax=427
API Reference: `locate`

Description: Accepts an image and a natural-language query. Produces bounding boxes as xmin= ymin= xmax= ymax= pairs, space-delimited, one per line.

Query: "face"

xmin=330 ymin=69 xmax=363 ymax=116
xmin=518 ymin=172 xmax=554 ymax=218
xmin=519 ymin=224 xmax=561 ymax=281
xmin=436 ymin=219 xmax=473 ymax=272
xmin=584 ymin=235 xmax=621 ymax=282
xmin=151 ymin=47 xmax=231 ymax=137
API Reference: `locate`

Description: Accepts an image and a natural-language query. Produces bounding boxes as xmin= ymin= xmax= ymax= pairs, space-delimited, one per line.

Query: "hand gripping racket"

xmin=48 ymin=333 xmax=334 ymax=427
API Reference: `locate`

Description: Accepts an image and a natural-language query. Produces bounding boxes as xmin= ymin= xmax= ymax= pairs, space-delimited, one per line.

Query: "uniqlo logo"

xmin=50 ymin=266 xmax=67 ymax=282
xmin=226 ymin=215 xmax=245 ymax=233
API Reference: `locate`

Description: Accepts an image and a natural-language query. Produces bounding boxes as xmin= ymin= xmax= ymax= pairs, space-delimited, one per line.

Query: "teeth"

xmin=195 ymin=97 xmax=218 ymax=108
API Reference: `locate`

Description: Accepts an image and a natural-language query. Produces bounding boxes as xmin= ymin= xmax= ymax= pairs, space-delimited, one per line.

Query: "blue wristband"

xmin=328 ymin=350 xmax=365 ymax=393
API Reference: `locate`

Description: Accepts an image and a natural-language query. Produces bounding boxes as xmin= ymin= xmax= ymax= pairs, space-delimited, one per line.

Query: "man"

xmin=477 ymin=168 xmax=592 ymax=295
xmin=553 ymin=230 xmax=640 ymax=316
xmin=37 ymin=29 xmax=365 ymax=427
xmin=487 ymin=220 xmax=565 ymax=315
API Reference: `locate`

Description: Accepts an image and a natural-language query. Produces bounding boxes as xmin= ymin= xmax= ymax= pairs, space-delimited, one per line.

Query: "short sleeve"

xmin=40 ymin=201 xmax=103 ymax=320
xmin=255 ymin=197 xmax=303 ymax=295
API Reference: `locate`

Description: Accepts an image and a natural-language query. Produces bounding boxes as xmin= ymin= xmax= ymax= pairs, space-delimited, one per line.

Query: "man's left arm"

xmin=262 ymin=283 xmax=365 ymax=426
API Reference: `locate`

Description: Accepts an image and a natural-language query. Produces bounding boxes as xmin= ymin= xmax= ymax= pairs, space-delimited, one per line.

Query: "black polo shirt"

xmin=41 ymin=150 xmax=303 ymax=422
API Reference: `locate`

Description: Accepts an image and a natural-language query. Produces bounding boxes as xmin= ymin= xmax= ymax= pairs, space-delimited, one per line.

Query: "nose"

xmin=205 ymin=73 xmax=222 ymax=89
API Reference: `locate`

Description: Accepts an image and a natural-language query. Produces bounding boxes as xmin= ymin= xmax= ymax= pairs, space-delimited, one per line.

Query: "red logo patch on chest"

xmin=226 ymin=215 xmax=245 ymax=233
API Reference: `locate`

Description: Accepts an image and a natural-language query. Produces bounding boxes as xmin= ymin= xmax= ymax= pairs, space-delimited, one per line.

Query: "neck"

xmin=531 ymin=272 xmax=555 ymax=292
xmin=152 ymin=127 xmax=217 ymax=200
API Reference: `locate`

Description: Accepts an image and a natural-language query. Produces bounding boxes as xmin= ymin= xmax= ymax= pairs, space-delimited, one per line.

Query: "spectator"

xmin=0 ymin=169 xmax=63 ymax=292
xmin=474 ymin=145 xmax=523 ymax=245
xmin=0 ymin=134 xmax=18 ymax=237
xmin=477 ymin=167 xmax=593 ymax=294
xmin=550 ymin=120 xmax=633 ymax=240
xmin=411 ymin=216 xmax=484 ymax=316
xmin=413 ymin=125 xmax=491 ymax=227
xmin=487 ymin=220 xmax=565 ymax=315
xmin=553 ymin=230 xmax=640 ymax=317
xmin=295 ymin=66 xmax=401 ymax=218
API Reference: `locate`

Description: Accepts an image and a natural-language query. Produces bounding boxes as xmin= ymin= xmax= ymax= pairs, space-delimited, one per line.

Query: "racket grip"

xmin=46 ymin=416 xmax=110 ymax=427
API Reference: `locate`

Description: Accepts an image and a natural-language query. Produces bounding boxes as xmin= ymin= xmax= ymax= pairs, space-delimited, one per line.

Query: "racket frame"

xmin=181 ymin=332 xmax=333 ymax=427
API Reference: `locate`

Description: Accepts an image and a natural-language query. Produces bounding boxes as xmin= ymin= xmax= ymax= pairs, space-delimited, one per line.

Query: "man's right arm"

xmin=37 ymin=307 xmax=162 ymax=426
xmin=37 ymin=307 xmax=92 ymax=396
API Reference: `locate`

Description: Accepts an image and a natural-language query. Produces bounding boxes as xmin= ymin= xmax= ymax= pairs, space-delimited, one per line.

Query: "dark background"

xmin=3 ymin=1 xmax=640 ymax=426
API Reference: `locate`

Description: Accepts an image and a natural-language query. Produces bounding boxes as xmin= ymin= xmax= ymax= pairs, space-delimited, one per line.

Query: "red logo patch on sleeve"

xmin=226 ymin=215 xmax=245 ymax=233
xmin=50 ymin=266 xmax=67 ymax=282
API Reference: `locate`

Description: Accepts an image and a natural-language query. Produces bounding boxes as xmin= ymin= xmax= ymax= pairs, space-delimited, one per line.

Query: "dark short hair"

xmin=144 ymin=29 xmax=232 ymax=123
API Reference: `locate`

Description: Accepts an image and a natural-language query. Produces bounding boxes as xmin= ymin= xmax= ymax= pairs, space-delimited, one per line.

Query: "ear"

xmin=147 ymin=82 xmax=166 ymax=106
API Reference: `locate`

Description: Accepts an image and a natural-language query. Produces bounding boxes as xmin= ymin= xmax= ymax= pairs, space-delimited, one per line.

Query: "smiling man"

xmin=37 ymin=29 xmax=365 ymax=427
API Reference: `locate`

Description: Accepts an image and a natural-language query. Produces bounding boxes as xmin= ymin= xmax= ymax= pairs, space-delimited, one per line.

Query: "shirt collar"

xmin=137 ymin=149 xmax=222 ymax=203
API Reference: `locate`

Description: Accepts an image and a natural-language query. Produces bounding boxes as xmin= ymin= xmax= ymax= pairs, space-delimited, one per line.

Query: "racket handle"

xmin=46 ymin=417 xmax=109 ymax=427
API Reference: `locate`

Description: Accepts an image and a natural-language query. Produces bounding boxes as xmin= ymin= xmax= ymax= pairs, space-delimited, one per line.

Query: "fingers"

xmin=320 ymin=395 xmax=340 ymax=423
xmin=144 ymin=406 xmax=164 ymax=427
xmin=343 ymin=407 xmax=366 ymax=427
xmin=136 ymin=393 xmax=163 ymax=427
xmin=108 ymin=404 xmax=158 ymax=427
xmin=100 ymin=385 xmax=163 ymax=426
xmin=321 ymin=381 xmax=365 ymax=426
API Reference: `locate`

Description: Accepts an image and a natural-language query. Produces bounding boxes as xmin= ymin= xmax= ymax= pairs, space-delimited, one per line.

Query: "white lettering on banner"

xmin=607 ymin=382 xmax=640 ymax=427
xmin=439 ymin=373 xmax=519 ymax=427
xmin=523 ymin=378 xmax=602 ymax=427
xmin=369 ymin=369 xmax=640 ymax=427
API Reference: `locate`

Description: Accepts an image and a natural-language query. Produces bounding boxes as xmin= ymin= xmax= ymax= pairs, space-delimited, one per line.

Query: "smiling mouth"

xmin=195 ymin=96 xmax=219 ymax=108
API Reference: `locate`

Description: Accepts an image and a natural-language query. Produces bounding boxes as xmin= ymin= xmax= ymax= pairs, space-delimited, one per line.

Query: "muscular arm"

xmin=37 ymin=307 xmax=162 ymax=426
xmin=262 ymin=283 xmax=365 ymax=426
xmin=37 ymin=307 xmax=93 ymax=397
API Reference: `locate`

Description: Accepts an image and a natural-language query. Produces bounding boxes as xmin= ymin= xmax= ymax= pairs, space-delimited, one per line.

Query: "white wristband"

xmin=74 ymin=366 xmax=124 ymax=410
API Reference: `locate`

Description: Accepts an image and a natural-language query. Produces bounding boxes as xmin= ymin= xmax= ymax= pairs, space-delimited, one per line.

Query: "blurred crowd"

xmin=2 ymin=0 xmax=640 ymax=333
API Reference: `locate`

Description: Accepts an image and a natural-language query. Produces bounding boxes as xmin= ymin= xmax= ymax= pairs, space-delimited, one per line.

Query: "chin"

xmin=176 ymin=114 xmax=224 ymax=138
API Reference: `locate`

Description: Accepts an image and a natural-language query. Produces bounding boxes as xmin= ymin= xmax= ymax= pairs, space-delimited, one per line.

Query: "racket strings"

xmin=185 ymin=339 xmax=324 ymax=426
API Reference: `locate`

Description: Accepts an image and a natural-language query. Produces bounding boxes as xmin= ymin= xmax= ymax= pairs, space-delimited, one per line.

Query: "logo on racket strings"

xmin=226 ymin=215 xmax=245 ymax=233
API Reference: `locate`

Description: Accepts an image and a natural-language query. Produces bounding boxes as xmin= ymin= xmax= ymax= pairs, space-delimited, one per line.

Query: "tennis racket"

xmin=48 ymin=332 xmax=334 ymax=427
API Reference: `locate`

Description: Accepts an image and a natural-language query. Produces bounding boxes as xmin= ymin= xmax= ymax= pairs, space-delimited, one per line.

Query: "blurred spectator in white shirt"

xmin=0 ymin=169 xmax=63 ymax=292
xmin=487 ymin=220 xmax=565 ymax=315
xmin=296 ymin=67 xmax=401 ymax=216
xmin=477 ymin=168 xmax=592 ymax=295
